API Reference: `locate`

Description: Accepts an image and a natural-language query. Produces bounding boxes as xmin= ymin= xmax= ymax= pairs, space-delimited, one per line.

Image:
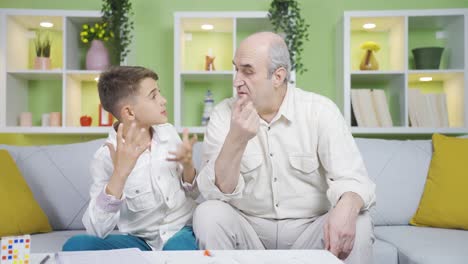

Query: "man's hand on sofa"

xmin=106 ymin=122 xmax=151 ymax=198
xmin=324 ymin=192 xmax=363 ymax=260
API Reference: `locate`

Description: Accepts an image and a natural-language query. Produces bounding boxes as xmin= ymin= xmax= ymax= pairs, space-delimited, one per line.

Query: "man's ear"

xmin=120 ymin=104 xmax=135 ymax=121
xmin=273 ymin=67 xmax=287 ymax=87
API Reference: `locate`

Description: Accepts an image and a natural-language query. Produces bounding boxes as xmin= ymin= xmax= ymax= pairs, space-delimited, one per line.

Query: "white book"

xmin=356 ymin=89 xmax=379 ymax=127
xmin=437 ymin=93 xmax=450 ymax=127
xmin=426 ymin=93 xmax=441 ymax=127
xmin=351 ymin=89 xmax=366 ymax=126
xmin=409 ymin=88 xmax=432 ymax=127
xmin=371 ymin=89 xmax=393 ymax=127
xmin=408 ymin=89 xmax=420 ymax=127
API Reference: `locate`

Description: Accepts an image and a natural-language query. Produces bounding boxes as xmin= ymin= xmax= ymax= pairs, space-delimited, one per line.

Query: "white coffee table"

xmin=31 ymin=250 xmax=343 ymax=264
xmin=143 ymin=250 xmax=343 ymax=264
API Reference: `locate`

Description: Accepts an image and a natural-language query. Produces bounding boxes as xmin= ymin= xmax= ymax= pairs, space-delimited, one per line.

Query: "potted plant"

xmin=33 ymin=31 xmax=51 ymax=70
xmin=80 ymin=22 xmax=113 ymax=70
xmin=101 ymin=0 xmax=134 ymax=64
xmin=268 ymin=0 xmax=310 ymax=82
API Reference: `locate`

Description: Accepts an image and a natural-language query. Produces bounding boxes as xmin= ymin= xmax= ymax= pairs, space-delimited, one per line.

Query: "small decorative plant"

xmin=101 ymin=0 xmax=134 ymax=63
xmin=34 ymin=31 xmax=51 ymax=58
xmin=268 ymin=0 xmax=310 ymax=75
xmin=80 ymin=22 xmax=113 ymax=44
xmin=33 ymin=31 xmax=52 ymax=69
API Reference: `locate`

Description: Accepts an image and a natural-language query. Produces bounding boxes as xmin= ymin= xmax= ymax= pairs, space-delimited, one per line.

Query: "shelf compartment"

xmin=6 ymin=73 xmax=62 ymax=127
xmin=7 ymin=15 xmax=63 ymax=71
xmin=408 ymin=15 xmax=464 ymax=70
xmin=408 ymin=71 xmax=465 ymax=127
xmin=181 ymin=77 xmax=232 ymax=127
xmin=65 ymin=72 xmax=103 ymax=127
xmin=179 ymin=17 xmax=234 ymax=72
xmin=350 ymin=16 xmax=405 ymax=71
xmin=351 ymin=73 xmax=405 ymax=127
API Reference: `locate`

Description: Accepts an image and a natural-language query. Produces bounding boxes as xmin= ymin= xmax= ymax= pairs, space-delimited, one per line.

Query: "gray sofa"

xmin=1 ymin=137 xmax=467 ymax=263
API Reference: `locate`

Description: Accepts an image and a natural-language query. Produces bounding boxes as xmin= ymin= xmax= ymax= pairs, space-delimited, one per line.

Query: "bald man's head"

xmin=238 ymin=32 xmax=291 ymax=83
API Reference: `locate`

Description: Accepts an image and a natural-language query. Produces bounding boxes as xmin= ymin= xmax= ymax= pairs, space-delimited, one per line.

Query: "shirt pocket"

xmin=240 ymin=155 xmax=263 ymax=194
xmin=125 ymin=184 xmax=159 ymax=212
xmin=289 ymin=153 xmax=320 ymax=176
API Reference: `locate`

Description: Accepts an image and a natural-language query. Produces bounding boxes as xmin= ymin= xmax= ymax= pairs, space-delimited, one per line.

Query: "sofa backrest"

xmin=0 ymin=139 xmax=105 ymax=231
xmin=0 ymin=140 xmax=204 ymax=231
xmin=1 ymin=137 xmax=432 ymax=230
xmin=355 ymin=138 xmax=432 ymax=226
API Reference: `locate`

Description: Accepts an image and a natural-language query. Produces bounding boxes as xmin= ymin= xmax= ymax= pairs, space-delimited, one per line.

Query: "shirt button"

xmin=135 ymin=190 xmax=140 ymax=194
xmin=273 ymin=178 xmax=277 ymax=182
xmin=275 ymin=203 xmax=279 ymax=207
xmin=166 ymin=197 xmax=169 ymax=202
xmin=270 ymin=153 xmax=273 ymax=157
xmin=268 ymin=127 xmax=271 ymax=131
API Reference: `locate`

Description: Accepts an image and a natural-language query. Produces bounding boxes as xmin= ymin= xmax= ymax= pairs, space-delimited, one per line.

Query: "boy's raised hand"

xmin=167 ymin=128 xmax=198 ymax=169
xmin=106 ymin=122 xmax=151 ymax=180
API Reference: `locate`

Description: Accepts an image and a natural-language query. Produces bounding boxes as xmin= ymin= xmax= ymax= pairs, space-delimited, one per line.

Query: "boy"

xmin=63 ymin=66 xmax=198 ymax=251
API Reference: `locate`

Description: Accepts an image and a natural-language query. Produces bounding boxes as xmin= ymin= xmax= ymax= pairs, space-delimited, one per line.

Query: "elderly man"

xmin=193 ymin=32 xmax=376 ymax=264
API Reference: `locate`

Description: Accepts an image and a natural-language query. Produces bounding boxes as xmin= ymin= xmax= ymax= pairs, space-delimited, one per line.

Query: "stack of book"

xmin=351 ymin=89 xmax=393 ymax=127
xmin=408 ymin=89 xmax=449 ymax=127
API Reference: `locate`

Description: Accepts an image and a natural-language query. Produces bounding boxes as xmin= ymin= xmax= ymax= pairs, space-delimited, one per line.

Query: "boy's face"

xmin=132 ymin=77 xmax=168 ymax=126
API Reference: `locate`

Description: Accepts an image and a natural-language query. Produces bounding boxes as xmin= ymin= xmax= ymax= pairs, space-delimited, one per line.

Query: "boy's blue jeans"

xmin=62 ymin=226 xmax=198 ymax=251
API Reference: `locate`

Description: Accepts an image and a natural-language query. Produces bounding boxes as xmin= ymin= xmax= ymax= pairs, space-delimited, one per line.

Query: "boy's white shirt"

xmin=82 ymin=123 xmax=197 ymax=250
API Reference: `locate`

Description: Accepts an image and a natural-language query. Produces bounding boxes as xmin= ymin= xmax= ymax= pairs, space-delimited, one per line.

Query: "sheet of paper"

xmin=55 ymin=248 xmax=151 ymax=264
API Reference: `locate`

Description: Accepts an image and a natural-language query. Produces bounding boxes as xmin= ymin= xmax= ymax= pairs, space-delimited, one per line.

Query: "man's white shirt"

xmin=197 ymin=86 xmax=376 ymax=219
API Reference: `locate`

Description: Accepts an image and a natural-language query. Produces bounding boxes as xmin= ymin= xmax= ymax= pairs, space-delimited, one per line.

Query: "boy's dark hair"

xmin=98 ymin=66 xmax=158 ymax=120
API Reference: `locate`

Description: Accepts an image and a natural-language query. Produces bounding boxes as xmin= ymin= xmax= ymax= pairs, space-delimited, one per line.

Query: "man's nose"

xmin=233 ymin=75 xmax=244 ymax=88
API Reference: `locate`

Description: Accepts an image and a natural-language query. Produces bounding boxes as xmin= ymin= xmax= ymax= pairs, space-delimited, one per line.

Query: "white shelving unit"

xmin=342 ymin=9 xmax=468 ymax=134
xmin=0 ymin=9 xmax=121 ymax=134
xmin=174 ymin=12 xmax=273 ymax=134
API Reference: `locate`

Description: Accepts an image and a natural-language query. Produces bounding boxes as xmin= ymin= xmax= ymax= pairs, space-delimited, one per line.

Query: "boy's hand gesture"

xmin=106 ymin=122 xmax=150 ymax=180
xmin=167 ymin=128 xmax=198 ymax=169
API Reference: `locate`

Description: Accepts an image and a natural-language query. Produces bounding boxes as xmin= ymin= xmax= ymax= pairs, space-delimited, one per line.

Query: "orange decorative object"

xmin=203 ymin=249 xmax=212 ymax=257
xmin=204 ymin=55 xmax=216 ymax=71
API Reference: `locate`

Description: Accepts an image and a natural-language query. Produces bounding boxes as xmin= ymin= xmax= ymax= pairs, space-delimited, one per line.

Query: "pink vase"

xmin=85 ymin=40 xmax=110 ymax=70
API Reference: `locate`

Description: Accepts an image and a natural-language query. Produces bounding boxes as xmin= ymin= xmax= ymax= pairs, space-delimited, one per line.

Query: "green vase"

xmin=412 ymin=47 xmax=444 ymax=69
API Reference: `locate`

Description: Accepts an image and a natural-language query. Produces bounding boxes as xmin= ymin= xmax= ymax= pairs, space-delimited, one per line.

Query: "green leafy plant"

xmin=101 ymin=0 xmax=134 ymax=63
xmin=34 ymin=31 xmax=51 ymax=58
xmin=80 ymin=22 xmax=113 ymax=44
xmin=42 ymin=35 xmax=51 ymax=58
xmin=268 ymin=0 xmax=310 ymax=74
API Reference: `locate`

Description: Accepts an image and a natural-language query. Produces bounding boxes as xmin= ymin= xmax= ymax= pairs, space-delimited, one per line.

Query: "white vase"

xmin=289 ymin=70 xmax=296 ymax=86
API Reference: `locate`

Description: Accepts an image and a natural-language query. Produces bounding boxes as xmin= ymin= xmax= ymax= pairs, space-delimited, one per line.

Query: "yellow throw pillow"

xmin=410 ymin=134 xmax=468 ymax=229
xmin=0 ymin=150 xmax=52 ymax=236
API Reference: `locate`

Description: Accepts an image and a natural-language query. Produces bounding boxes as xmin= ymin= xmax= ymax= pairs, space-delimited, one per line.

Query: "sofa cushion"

xmin=0 ymin=139 xmax=106 ymax=231
xmin=410 ymin=134 xmax=468 ymax=230
xmin=355 ymin=138 xmax=431 ymax=226
xmin=0 ymin=150 xmax=52 ymax=236
xmin=375 ymin=226 xmax=468 ymax=264
xmin=373 ymin=239 xmax=398 ymax=264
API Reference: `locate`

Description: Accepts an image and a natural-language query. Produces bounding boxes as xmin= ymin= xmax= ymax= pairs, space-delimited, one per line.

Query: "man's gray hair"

xmin=267 ymin=39 xmax=291 ymax=84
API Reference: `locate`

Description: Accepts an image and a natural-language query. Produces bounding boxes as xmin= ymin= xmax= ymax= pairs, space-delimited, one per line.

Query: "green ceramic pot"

xmin=412 ymin=47 xmax=444 ymax=69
